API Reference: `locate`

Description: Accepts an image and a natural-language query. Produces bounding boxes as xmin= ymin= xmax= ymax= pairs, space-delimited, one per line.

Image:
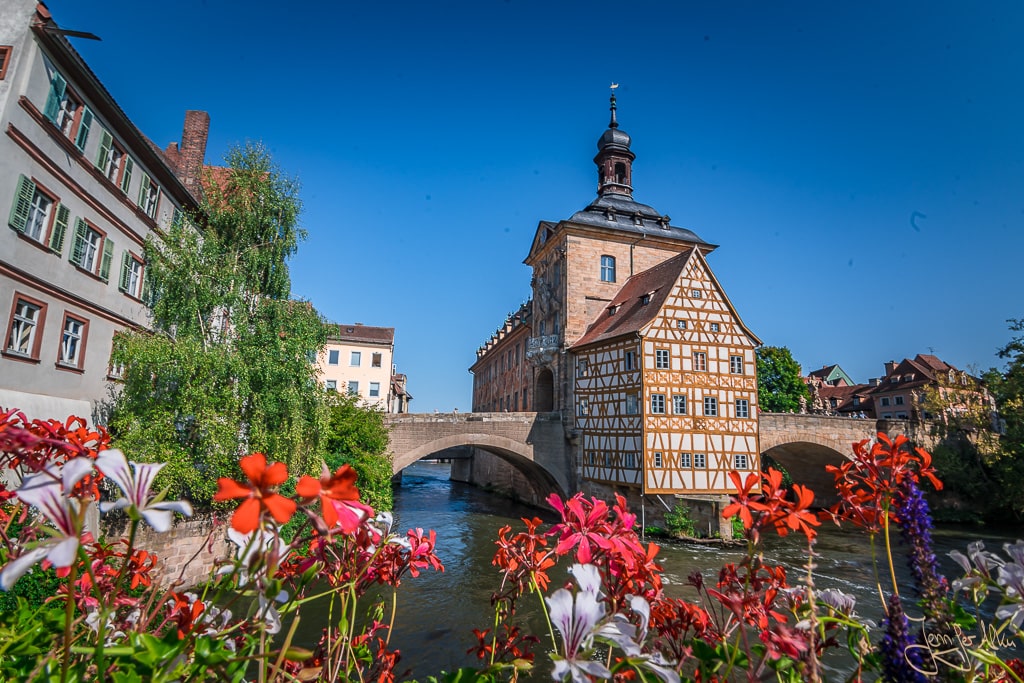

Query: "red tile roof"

xmin=327 ymin=323 xmax=395 ymax=345
xmin=570 ymin=250 xmax=693 ymax=349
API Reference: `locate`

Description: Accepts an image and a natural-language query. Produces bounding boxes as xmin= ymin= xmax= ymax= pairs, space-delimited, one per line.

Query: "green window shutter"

xmin=118 ymin=251 xmax=132 ymax=291
xmin=142 ymin=268 xmax=154 ymax=306
xmin=138 ymin=173 xmax=151 ymax=208
xmin=8 ymin=175 xmax=35 ymax=232
xmin=49 ymin=204 xmax=70 ymax=253
xmin=95 ymin=130 xmax=113 ymax=170
xmin=69 ymin=218 xmax=88 ymax=266
xmin=74 ymin=106 xmax=93 ymax=151
xmin=43 ymin=72 xmax=67 ymax=122
xmin=120 ymin=157 xmax=134 ymax=193
xmin=99 ymin=238 xmax=114 ymax=282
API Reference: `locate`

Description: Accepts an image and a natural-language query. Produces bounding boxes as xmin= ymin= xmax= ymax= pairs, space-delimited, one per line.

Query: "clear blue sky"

xmin=50 ymin=1 xmax=1024 ymax=411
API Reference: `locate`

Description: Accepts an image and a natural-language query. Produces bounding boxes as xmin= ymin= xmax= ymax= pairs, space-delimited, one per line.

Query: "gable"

xmin=641 ymin=249 xmax=760 ymax=348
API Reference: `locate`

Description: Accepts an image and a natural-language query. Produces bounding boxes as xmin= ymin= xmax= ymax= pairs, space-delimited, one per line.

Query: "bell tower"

xmin=594 ymin=88 xmax=635 ymax=197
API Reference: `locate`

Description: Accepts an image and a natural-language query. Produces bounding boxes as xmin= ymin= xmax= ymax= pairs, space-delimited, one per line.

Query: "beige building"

xmin=316 ymin=323 xmax=410 ymax=412
xmin=472 ymin=94 xmax=761 ymax=499
xmin=0 ymin=2 xmax=207 ymax=421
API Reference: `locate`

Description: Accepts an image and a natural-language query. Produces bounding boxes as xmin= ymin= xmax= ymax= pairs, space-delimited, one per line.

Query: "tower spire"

xmin=595 ymin=84 xmax=634 ymax=197
xmin=609 ymin=82 xmax=619 ymax=129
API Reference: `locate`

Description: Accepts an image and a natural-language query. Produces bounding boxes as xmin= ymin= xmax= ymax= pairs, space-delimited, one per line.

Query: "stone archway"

xmin=535 ymin=368 xmax=554 ymax=412
xmin=393 ymin=432 xmax=567 ymax=505
xmin=761 ymin=441 xmax=849 ymax=507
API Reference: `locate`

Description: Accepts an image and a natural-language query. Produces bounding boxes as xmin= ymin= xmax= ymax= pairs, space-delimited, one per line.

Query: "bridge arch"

xmin=386 ymin=414 xmax=572 ymax=505
xmin=756 ymin=414 xmax=892 ymax=506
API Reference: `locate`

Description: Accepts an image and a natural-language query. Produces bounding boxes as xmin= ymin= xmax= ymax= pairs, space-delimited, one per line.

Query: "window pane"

xmin=350 ymin=351 xmax=361 ymax=366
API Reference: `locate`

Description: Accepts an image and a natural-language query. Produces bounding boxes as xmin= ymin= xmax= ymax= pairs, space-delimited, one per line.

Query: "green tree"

xmin=322 ymin=393 xmax=394 ymax=512
xmin=756 ymin=346 xmax=810 ymax=413
xmin=108 ymin=143 xmax=328 ymax=503
xmin=984 ymin=319 xmax=1024 ymax=519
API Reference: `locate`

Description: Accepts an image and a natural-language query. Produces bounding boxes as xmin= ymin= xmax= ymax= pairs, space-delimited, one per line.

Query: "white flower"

xmin=0 ymin=465 xmax=89 ymax=590
xmin=547 ymin=567 xmax=611 ymax=683
xmin=221 ymin=528 xmax=290 ymax=587
xmin=96 ymin=449 xmax=192 ymax=532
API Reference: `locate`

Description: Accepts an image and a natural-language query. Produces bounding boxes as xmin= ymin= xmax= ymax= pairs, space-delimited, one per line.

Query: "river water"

xmin=301 ymin=462 xmax=1022 ymax=680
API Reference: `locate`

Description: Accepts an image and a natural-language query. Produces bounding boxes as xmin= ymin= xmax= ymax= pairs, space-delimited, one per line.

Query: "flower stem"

xmin=530 ymin=572 xmax=557 ymax=652
xmin=61 ymin=560 xmax=76 ymax=683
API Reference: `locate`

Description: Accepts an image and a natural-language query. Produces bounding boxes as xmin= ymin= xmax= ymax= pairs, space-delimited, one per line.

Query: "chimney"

xmin=884 ymin=360 xmax=897 ymax=375
xmin=178 ymin=110 xmax=210 ymax=199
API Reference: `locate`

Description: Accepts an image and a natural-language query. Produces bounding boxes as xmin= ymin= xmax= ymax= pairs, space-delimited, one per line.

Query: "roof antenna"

xmin=609 ymin=83 xmax=619 ymax=129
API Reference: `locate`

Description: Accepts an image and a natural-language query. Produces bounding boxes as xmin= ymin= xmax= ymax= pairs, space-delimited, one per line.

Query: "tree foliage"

xmin=108 ymin=143 xmax=328 ymax=503
xmin=322 ymin=393 xmax=393 ymax=512
xmin=983 ymin=318 xmax=1024 ymax=519
xmin=756 ymin=346 xmax=810 ymax=413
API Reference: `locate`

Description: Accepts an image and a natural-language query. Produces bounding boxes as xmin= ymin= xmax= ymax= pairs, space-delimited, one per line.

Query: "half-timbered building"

xmin=570 ymin=249 xmax=760 ymax=494
xmin=471 ymin=92 xmax=761 ymax=504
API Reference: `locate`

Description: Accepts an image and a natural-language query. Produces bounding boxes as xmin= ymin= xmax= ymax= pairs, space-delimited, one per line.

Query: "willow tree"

xmin=109 ymin=144 xmax=328 ymax=503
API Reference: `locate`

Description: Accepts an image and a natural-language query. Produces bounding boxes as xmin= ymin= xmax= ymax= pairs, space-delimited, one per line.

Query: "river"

xmin=298 ymin=461 xmax=1022 ymax=680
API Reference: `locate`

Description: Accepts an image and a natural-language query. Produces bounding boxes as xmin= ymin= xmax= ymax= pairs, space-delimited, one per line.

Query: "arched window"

xmin=614 ymin=162 xmax=627 ymax=185
xmin=600 ymin=255 xmax=616 ymax=282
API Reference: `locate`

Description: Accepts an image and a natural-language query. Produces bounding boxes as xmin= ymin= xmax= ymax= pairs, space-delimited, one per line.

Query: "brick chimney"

xmin=884 ymin=360 xmax=897 ymax=375
xmin=178 ymin=110 xmax=209 ymax=199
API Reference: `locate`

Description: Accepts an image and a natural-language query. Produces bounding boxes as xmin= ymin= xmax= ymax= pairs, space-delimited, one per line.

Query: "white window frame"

xmin=730 ymin=355 xmax=744 ymax=374
xmin=328 ymin=349 xmax=339 ymax=365
xmin=694 ymin=453 xmax=706 ymax=468
xmin=7 ymin=298 xmax=44 ymax=357
xmin=350 ymin=351 xmax=361 ymax=366
xmin=369 ymin=382 xmax=380 ymax=398
xmin=680 ymin=452 xmax=692 ymax=468
xmin=600 ymin=255 xmax=616 ymax=282
xmin=704 ymin=396 xmax=718 ymax=416
xmin=694 ymin=352 xmax=707 ymax=372
xmin=347 ymin=380 xmax=359 ymax=395
xmin=58 ymin=314 xmax=86 ymax=368
xmin=655 ymin=349 xmax=670 ymax=370
xmin=734 ymin=454 xmax=749 ymax=470
xmin=651 ymin=393 xmax=666 ymax=414
xmin=673 ymin=394 xmax=687 ymax=415
xmin=736 ymin=399 xmax=749 ymax=419
xmin=653 ymin=452 xmax=663 ymax=468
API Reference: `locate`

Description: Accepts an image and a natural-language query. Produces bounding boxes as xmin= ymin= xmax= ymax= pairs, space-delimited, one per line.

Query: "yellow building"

xmin=316 ymin=323 xmax=404 ymax=412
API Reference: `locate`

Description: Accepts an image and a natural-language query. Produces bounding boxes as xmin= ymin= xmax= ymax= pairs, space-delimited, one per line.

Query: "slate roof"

xmin=567 ymin=193 xmax=711 ymax=246
xmin=327 ymin=323 xmax=394 ymax=345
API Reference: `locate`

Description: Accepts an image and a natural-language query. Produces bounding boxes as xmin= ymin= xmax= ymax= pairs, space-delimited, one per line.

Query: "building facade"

xmin=470 ymin=302 xmax=532 ymax=412
xmin=471 ymin=94 xmax=761 ymax=501
xmin=0 ymin=2 xmax=207 ymax=421
xmin=316 ymin=323 xmax=408 ymax=412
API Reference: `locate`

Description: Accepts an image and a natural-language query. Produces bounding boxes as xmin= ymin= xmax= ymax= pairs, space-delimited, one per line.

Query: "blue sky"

xmin=50 ymin=1 xmax=1024 ymax=411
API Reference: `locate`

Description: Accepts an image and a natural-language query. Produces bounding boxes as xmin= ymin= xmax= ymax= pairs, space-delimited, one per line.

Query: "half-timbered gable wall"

xmin=575 ymin=337 xmax=641 ymax=486
xmin=641 ymin=252 xmax=759 ymax=494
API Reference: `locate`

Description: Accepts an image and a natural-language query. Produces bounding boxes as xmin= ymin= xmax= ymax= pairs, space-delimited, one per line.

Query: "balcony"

xmin=526 ymin=335 xmax=560 ymax=365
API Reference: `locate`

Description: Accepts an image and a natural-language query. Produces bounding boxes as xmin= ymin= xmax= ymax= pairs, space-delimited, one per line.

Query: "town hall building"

xmin=471 ymin=94 xmax=761 ymax=505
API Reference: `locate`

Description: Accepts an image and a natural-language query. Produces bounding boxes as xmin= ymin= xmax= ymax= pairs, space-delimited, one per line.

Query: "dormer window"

xmin=640 ymin=294 xmax=650 ymax=305
xmin=608 ymin=305 xmax=618 ymax=316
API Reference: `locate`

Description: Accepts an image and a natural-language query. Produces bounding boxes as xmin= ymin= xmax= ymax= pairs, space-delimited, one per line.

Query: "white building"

xmin=0 ymin=1 xmax=209 ymax=421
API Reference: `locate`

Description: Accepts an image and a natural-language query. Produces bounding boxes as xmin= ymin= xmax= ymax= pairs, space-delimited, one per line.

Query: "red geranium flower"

xmin=296 ymin=463 xmax=373 ymax=533
xmin=214 ymin=453 xmax=296 ymax=533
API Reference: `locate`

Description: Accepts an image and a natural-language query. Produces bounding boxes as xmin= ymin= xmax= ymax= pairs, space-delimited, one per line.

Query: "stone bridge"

xmin=385 ymin=412 xmax=930 ymax=506
xmin=385 ymin=412 xmax=572 ymax=502
xmin=758 ymin=414 xmax=929 ymax=504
